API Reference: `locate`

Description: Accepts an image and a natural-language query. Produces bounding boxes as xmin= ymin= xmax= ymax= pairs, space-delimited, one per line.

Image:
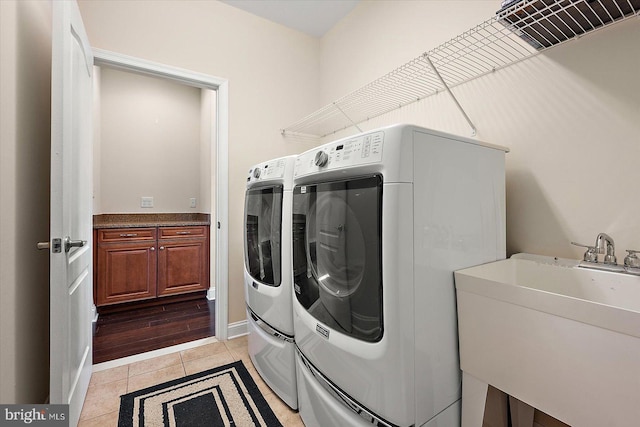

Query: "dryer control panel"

xmin=247 ymin=157 xmax=288 ymax=184
xmin=295 ymin=131 xmax=384 ymax=177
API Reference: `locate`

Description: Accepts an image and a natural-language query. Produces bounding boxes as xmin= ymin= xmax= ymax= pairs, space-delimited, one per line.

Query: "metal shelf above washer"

xmin=281 ymin=0 xmax=639 ymax=139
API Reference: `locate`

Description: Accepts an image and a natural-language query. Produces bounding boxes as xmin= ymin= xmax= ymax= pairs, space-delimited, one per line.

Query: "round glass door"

xmin=308 ymin=193 xmax=366 ymax=297
xmin=293 ymin=175 xmax=383 ymax=342
xmin=244 ymin=185 xmax=283 ymax=287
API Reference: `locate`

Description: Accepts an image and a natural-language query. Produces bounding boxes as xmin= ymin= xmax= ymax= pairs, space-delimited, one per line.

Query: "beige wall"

xmin=77 ymin=0 xmax=321 ymax=323
xmin=320 ymin=1 xmax=640 ymax=261
xmin=0 ymin=0 xmax=51 ymax=404
xmin=97 ymin=67 xmax=204 ymax=213
xmin=320 ymin=1 xmax=496 ymax=103
xmin=77 ymin=0 xmax=639 ymax=328
xmin=3 ymin=0 xmax=635 ymax=406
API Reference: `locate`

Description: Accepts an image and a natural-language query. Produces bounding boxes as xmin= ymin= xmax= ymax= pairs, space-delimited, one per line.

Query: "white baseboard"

xmin=227 ymin=320 xmax=247 ymax=340
xmin=207 ymin=286 xmax=216 ymax=300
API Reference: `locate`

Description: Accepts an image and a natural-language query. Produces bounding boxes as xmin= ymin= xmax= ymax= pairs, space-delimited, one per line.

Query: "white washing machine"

xmin=243 ymin=155 xmax=297 ymax=409
xmin=292 ymin=124 xmax=508 ymax=426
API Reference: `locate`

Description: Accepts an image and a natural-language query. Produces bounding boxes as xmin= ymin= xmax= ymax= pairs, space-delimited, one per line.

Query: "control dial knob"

xmin=314 ymin=151 xmax=329 ymax=167
xmin=253 ymin=168 xmax=261 ymax=179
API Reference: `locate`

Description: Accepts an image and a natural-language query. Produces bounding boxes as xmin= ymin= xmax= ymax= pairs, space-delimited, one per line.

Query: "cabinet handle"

xmin=150 ymin=246 xmax=155 ymax=251
xmin=159 ymin=246 xmax=165 ymax=250
xmin=119 ymin=233 xmax=138 ymax=237
xmin=176 ymin=231 xmax=191 ymax=235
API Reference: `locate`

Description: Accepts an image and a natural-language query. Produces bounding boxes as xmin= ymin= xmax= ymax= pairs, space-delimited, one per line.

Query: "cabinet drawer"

xmin=159 ymin=226 xmax=207 ymax=239
xmin=98 ymin=227 xmax=156 ymax=243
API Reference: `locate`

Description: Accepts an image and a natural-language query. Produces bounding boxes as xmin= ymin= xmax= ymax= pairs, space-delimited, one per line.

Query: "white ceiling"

xmin=220 ymin=0 xmax=360 ymax=37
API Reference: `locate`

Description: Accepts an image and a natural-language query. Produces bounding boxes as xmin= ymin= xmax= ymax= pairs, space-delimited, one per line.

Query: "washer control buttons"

xmin=253 ymin=168 xmax=261 ymax=179
xmin=314 ymin=150 xmax=329 ymax=167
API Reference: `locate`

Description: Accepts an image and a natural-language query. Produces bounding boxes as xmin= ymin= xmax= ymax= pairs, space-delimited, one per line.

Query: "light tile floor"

xmin=79 ymin=336 xmax=304 ymax=426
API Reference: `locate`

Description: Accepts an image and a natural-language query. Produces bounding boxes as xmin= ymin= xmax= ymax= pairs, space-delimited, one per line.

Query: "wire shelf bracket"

xmin=424 ymin=54 xmax=477 ymax=137
xmin=281 ymin=0 xmax=640 ymax=139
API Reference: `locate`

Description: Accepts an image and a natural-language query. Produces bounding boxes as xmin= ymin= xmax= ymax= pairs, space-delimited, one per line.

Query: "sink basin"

xmin=454 ymin=253 xmax=640 ymax=427
xmin=457 ymin=253 xmax=640 ymax=338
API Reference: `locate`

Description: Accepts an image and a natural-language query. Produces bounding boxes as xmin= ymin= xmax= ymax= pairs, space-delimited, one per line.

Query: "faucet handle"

xmin=571 ymin=242 xmax=598 ymax=263
xmin=624 ymin=250 xmax=640 ymax=268
xmin=604 ymin=252 xmax=617 ymax=265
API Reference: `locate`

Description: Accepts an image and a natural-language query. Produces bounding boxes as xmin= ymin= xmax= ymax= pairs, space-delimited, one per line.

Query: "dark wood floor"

xmin=93 ymin=298 xmax=215 ymax=364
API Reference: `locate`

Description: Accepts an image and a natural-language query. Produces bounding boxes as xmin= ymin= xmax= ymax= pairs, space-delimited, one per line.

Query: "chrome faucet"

xmin=571 ymin=232 xmax=616 ymax=265
xmin=572 ymin=233 xmax=640 ymax=276
xmin=595 ymin=233 xmax=617 ymax=265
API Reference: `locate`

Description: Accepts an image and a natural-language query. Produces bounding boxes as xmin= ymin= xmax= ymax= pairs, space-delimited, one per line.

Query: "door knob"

xmin=65 ymin=237 xmax=86 ymax=253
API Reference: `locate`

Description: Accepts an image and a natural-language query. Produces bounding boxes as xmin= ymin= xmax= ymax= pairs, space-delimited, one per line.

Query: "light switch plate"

xmin=189 ymin=198 xmax=197 ymax=208
xmin=141 ymin=197 xmax=154 ymax=208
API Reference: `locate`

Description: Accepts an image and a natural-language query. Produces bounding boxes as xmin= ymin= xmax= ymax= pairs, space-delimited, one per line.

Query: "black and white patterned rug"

xmin=118 ymin=360 xmax=283 ymax=427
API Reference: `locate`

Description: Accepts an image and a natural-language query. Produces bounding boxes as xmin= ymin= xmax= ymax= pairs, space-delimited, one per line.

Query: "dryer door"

xmin=293 ymin=175 xmax=383 ymax=342
xmin=244 ymin=185 xmax=283 ymax=287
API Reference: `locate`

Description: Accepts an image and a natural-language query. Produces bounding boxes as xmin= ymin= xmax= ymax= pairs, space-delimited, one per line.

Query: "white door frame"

xmin=92 ymin=49 xmax=230 ymax=340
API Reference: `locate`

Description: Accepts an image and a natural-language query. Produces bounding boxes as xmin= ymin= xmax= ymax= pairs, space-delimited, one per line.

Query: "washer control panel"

xmin=247 ymin=157 xmax=288 ymax=183
xmin=295 ymin=131 xmax=384 ymax=176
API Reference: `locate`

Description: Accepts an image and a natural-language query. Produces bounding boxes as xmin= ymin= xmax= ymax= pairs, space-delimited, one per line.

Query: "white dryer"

xmin=292 ymin=124 xmax=508 ymax=426
xmin=243 ymin=155 xmax=297 ymax=409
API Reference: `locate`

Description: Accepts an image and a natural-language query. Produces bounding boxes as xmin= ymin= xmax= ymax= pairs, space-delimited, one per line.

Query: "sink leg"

xmin=461 ymin=372 xmax=489 ymax=427
xmin=509 ymin=396 xmax=535 ymax=427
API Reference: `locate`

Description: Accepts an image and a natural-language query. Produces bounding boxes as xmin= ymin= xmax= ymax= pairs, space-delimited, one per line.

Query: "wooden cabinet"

xmin=157 ymin=226 xmax=209 ymax=296
xmin=96 ymin=225 xmax=209 ymax=306
xmin=96 ymin=227 xmax=157 ymax=306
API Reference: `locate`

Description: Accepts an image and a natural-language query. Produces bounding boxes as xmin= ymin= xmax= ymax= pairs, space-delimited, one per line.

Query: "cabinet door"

xmin=157 ymin=238 xmax=208 ymax=296
xmin=97 ymin=242 xmax=157 ymax=306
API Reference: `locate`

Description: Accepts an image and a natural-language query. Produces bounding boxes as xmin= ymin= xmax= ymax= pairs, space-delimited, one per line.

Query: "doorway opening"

xmin=90 ymin=49 xmax=229 ymax=364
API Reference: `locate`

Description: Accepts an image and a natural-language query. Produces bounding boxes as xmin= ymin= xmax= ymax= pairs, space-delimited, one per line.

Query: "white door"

xmin=50 ymin=1 xmax=94 ymax=425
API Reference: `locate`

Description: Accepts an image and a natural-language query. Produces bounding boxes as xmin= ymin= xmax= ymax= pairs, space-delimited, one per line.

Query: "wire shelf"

xmin=282 ymin=0 xmax=639 ymax=138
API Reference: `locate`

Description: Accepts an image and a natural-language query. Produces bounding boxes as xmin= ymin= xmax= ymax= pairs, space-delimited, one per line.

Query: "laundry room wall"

xmin=0 ymin=0 xmax=51 ymax=404
xmin=94 ymin=67 xmax=215 ymax=215
xmin=77 ymin=0 xmax=321 ymax=324
xmin=96 ymin=66 xmax=204 ymax=213
xmin=318 ymin=0 xmax=640 ymax=262
xmin=78 ymin=0 xmax=640 ymax=329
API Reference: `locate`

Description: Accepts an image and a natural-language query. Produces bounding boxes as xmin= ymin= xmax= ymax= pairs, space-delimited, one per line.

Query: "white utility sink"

xmin=454 ymin=253 xmax=640 ymax=427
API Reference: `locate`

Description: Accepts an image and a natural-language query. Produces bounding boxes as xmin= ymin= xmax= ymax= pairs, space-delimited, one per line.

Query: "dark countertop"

xmin=93 ymin=213 xmax=211 ymax=229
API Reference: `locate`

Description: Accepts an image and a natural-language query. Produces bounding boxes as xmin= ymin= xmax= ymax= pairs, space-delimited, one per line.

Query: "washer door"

xmin=293 ymin=175 xmax=383 ymax=342
xmin=244 ymin=185 xmax=283 ymax=287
